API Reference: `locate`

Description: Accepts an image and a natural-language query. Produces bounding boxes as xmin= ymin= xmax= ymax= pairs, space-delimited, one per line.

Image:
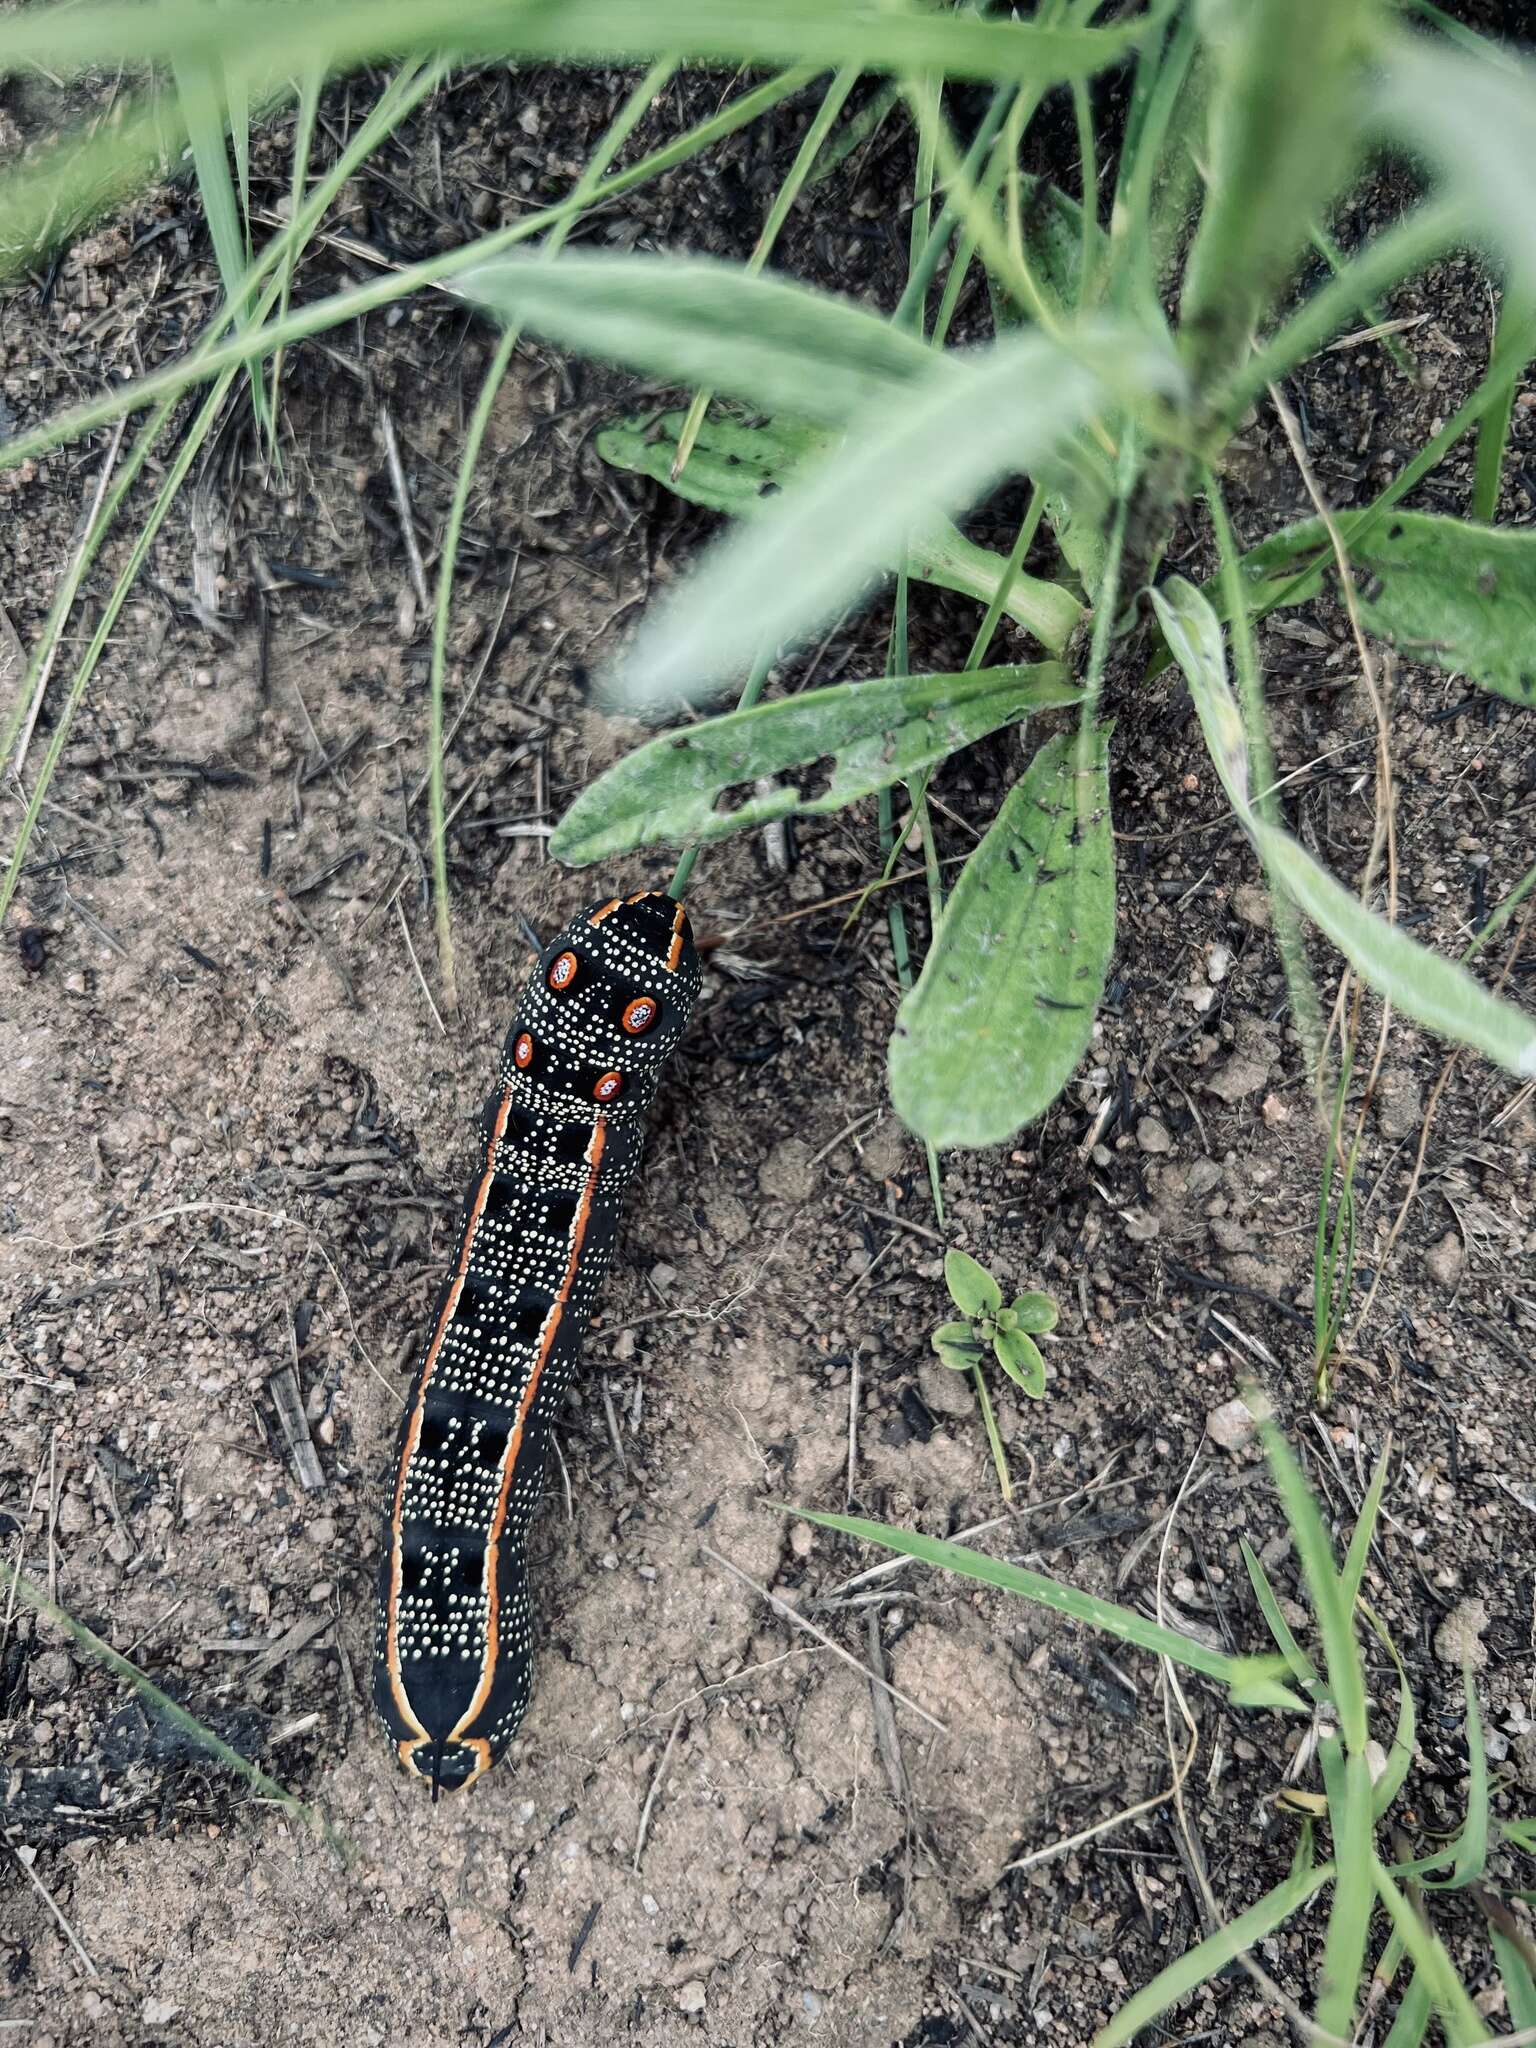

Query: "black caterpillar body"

xmin=373 ymin=890 xmax=700 ymax=1794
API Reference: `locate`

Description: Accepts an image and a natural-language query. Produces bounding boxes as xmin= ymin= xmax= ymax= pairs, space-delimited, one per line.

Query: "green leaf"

xmin=1262 ymin=1423 xmax=1369 ymax=1752
xmin=1378 ymin=35 xmax=1536 ymax=299
xmin=1317 ymin=1738 xmax=1374 ymax=2041
xmin=931 ymin=1322 xmax=985 ymax=1372
xmin=1340 ymin=1438 xmax=1392 ymax=1614
xmin=1178 ymin=0 xmax=1376 ymax=389
xmin=549 ymin=662 xmax=1080 ymax=866
xmin=1239 ymin=1536 xmax=1325 ymax=1702
xmin=1502 ymin=1816 xmax=1536 ymax=1854
xmin=460 ymin=253 xmax=935 ymax=427
xmin=890 ymin=726 xmax=1115 ymax=1150
xmin=1362 ymin=1606 xmax=1418 ymax=1823
xmin=1371 ymin=1858 xmax=1485 ymax=2047
xmin=610 ymin=325 xmax=1168 ymax=706
xmin=1093 ymin=1842 xmax=1332 ymax=2048
xmin=944 ymin=1250 xmax=1001 ymax=1319
xmin=1010 ymin=1291 xmax=1059 ymax=1335
xmin=1238 ymin=510 xmax=1536 ymax=708
xmin=0 ymin=0 xmax=1153 ymax=90
xmin=1381 ymin=1970 xmax=1431 ymax=2048
xmin=1152 ymin=574 xmax=1536 ymax=1082
xmin=1254 ymin=817 xmax=1536 ymax=1080
xmin=993 ymin=1327 xmax=1046 ymax=1397
xmin=787 ymin=1508 xmax=1307 ymax=1706
xmin=1422 ymin=1669 xmax=1488 ymax=1891
xmin=1226 ymin=1654 xmax=1316 ymax=1712
xmin=596 ymin=407 xmax=1084 ymax=649
xmin=1491 ymin=1929 xmax=1536 ymax=2033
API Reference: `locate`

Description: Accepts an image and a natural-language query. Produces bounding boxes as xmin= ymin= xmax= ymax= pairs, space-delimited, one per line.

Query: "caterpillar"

xmin=372 ymin=889 xmax=701 ymax=1796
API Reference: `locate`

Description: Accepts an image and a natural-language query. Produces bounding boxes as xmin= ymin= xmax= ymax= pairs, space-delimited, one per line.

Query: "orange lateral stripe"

xmin=449 ymin=1116 xmax=607 ymax=1742
xmin=385 ymin=1085 xmax=516 ymax=1736
xmin=588 ymin=898 xmax=622 ymax=926
xmin=664 ymin=899 xmax=687 ymax=974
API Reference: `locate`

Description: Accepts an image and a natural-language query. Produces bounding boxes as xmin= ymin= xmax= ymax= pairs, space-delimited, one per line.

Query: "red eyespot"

xmin=622 ymin=996 xmax=658 ymax=1035
xmin=513 ymin=1032 xmax=534 ymax=1070
xmin=593 ymin=1071 xmax=623 ymax=1103
xmin=548 ymin=951 xmax=578 ymax=992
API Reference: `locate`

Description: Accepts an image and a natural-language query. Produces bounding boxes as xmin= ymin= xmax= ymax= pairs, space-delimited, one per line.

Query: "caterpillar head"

xmin=501 ymin=890 xmax=701 ymax=1120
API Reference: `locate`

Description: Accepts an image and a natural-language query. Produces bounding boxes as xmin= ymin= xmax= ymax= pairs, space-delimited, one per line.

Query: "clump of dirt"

xmin=3 ymin=53 xmax=1536 ymax=2048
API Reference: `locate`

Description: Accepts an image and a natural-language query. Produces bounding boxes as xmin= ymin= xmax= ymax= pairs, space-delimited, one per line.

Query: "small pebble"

xmin=1206 ymin=1395 xmax=1259 ymax=1452
xmin=1136 ymin=1116 xmax=1173 ymax=1155
xmin=676 ymin=1981 xmax=707 ymax=2014
xmin=1424 ymin=1230 xmax=1464 ymax=1291
xmin=1434 ymin=1596 xmax=1488 ymax=1672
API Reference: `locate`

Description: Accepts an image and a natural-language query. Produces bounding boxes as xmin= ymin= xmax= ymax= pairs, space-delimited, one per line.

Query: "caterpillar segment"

xmin=373 ymin=891 xmax=701 ymax=1795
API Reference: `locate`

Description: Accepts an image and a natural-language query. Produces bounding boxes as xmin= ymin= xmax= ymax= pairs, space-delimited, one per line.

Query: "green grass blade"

xmin=0 ymin=66 xmax=819 ymax=479
xmin=789 ymin=1508 xmax=1306 ymax=1705
xmin=1239 ymin=1537 xmax=1324 ymax=1700
xmin=0 ymin=0 xmax=1153 ymax=87
xmin=1426 ymin=1670 xmax=1489 ymax=1891
xmin=1361 ymin=1603 xmax=1418 ymax=1823
xmin=1371 ymin=1858 xmax=1484 ymax=2046
xmin=1381 ymin=1971 xmax=1432 ymax=2048
xmin=1340 ymin=1438 xmax=1391 ymax=1614
xmin=888 ymin=725 xmax=1114 ymax=1150
xmin=3 ymin=1561 xmax=346 ymax=1858
xmin=1093 ymin=1844 xmax=1332 ymax=2048
xmin=1470 ymin=286 xmax=1534 ymax=521
xmin=1261 ymin=1425 xmax=1368 ymax=1750
xmin=1491 ymin=1930 xmax=1536 ymax=2032
xmin=672 ymin=64 xmax=860 ymax=479
xmin=1317 ymin=1737 xmax=1375 ymax=2039
xmin=427 ymin=54 xmax=676 ymax=1009
xmin=173 ymin=54 xmax=271 ymax=440
xmin=608 ymin=325 xmax=1155 ymax=708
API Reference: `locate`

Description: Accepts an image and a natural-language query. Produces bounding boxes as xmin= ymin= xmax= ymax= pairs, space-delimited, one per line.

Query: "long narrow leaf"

xmin=1317 ymin=1738 xmax=1375 ymax=2040
xmin=790 ymin=1508 xmax=1306 ymax=1707
xmin=1254 ymin=819 xmax=1536 ymax=1079
xmin=460 ymin=253 xmax=935 ymax=425
xmin=1153 ymin=575 xmax=1536 ymax=1081
xmin=1340 ymin=1438 xmax=1392 ymax=1613
xmin=611 ymin=327 xmax=1164 ymax=707
xmin=550 ymin=664 xmax=1079 ymax=864
xmin=1381 ymin=1971 xmax=1432 ymax=2048
xmin=1491 ymin=1929 xmax=1536 ymax=2032
xmin=1371 ymin=1859 xmax=1485 ymax=2046
xmin=1262 ymin=1425 xmax=1369 ymax=1751
xmin=0 ymin=0 xmax=1154 ymax=87
xmin=1239 ymin=1537 xmax=1323 ymax=1700
xmin=1094 ymin=1845 xmax=1333 ymax=2048
xmin=596 ymin=406 xmax=1083 ymax=648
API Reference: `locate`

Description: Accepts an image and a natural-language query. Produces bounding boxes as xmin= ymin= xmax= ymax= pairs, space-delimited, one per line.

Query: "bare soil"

xmin=3 ymin=56 xmax=1536 ymax=2048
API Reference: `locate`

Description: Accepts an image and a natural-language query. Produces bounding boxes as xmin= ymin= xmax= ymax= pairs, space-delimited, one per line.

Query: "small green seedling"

xmin=931 ymin=1249 xmax=1058 ymax=1501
